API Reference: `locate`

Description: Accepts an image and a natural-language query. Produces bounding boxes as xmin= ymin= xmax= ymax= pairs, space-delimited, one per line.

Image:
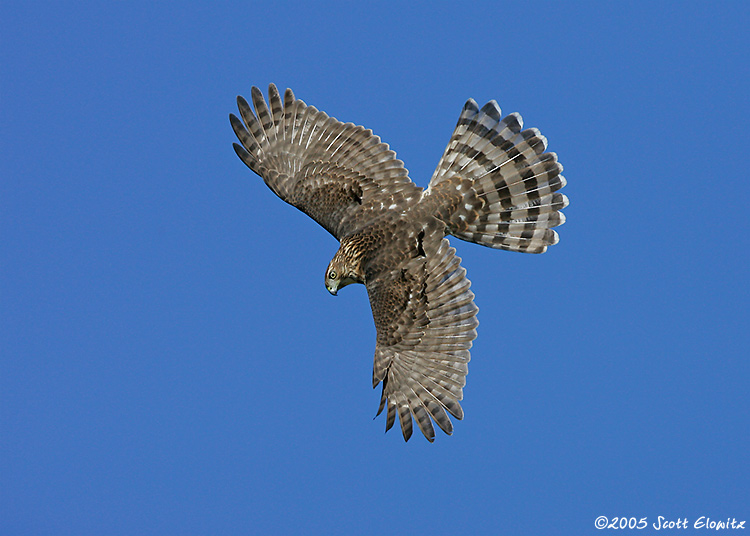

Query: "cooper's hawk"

xmin=230 ymin=84 xmax=567 ymax=442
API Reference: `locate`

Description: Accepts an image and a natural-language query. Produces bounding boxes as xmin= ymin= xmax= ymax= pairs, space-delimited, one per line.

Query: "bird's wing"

xmin=231 ymin=84 xmax=423 ymax=239
xmin=365 ymin=228 xmax=478 ymax=442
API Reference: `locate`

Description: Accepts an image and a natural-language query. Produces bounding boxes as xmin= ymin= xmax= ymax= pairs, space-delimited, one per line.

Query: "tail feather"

xmin=427 ymin=98 xmax=568 ymax=253
xmin=482 ymin=192 xmax=569 ymax=223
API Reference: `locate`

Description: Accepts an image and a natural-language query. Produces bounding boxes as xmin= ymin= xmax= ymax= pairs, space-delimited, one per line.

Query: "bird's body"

xmin=230 ymin=84 xmax=567 ymax=442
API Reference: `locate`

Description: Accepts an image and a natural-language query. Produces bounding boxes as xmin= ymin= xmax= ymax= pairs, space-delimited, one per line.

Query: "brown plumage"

xmin=230 ymin=84 xmax=568 ymax=442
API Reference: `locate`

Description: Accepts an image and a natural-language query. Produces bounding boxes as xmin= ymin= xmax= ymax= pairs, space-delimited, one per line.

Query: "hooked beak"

xmin=326 ymin=283 xmax=338 ymax=296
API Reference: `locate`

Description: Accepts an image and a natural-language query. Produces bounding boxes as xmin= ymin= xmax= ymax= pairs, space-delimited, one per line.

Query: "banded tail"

xmin=425 ymin=98 xmax=568 ymax=254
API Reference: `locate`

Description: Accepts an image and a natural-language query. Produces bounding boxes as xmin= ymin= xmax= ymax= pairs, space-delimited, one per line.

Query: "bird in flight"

xmin=230 ymin=84 xmax=567 ymax=442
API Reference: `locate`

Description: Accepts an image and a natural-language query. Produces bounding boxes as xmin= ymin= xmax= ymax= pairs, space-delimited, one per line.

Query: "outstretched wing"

xmin=230 ymin=84 xmax=423 ymax=239
xmin=366 ymin=229 xmax=478 ymax=442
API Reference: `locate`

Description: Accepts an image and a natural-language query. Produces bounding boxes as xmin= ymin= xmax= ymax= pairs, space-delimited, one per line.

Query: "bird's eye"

xmin=329 ymin=271 xmax=337 ymax=279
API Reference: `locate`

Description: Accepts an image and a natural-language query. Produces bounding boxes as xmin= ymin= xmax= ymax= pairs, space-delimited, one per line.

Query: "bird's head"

xmin=325 ymin=255 xmax=360 ymax=296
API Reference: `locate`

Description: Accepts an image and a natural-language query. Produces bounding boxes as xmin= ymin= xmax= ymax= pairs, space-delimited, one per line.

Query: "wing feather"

xmin=385 ymin=400 xmax=397 ymax=432
xmin=231 ymin=84 xmax=423 ymax=239
xmin=367 ymin=233 xmax=478 ymax=441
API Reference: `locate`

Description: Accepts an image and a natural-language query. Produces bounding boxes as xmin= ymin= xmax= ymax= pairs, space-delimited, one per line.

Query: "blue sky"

xmin=2 ymin=1 xmax=748 ymax=534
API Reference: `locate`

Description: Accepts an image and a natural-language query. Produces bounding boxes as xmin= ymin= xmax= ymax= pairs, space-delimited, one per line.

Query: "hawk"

xmin=230 ymin=84 xmax=567 ymax=442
